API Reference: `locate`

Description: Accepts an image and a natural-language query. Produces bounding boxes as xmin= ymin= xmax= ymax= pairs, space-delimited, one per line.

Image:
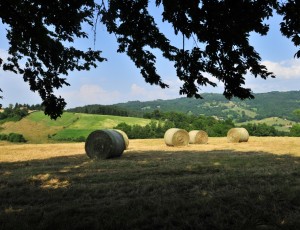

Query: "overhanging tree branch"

xmin=0 ymin=0 xmax=106 ymax=119
xmin=1 ymin=0 xmax=299 ymax=119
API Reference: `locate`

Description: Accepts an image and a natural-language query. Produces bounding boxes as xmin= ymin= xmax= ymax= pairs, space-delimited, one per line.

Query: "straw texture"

xmin=189 ymin=130 xmax=208 ymax=144
xmin=164 ymin=128 xmax=189 ymax=146
xmin=227 ymin=128 xmax=249 ymax=143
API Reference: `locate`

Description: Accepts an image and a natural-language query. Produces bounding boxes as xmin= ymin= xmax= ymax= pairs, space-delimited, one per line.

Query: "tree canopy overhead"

xmin=1 ymin=0 xmax=300 ymax=119
xmin=0 ymin=0 xmax=105 ymax=119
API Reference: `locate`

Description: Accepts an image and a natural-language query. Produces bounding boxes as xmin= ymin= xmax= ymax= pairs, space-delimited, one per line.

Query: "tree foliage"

xmin=67 ymin=104 xmax=129 ymax=116
xmin=293 ymin=109 xmax=300 ymax=119
xmin=1 ymin=1 xmax=300 ymax=119
xmin=118 ymin=91 xmax=300 ymax=122
xmin=0 ymin=0 xmax=105 ymax=119
xmin=0 ymin=133 xmax=27 ymax=142
xmin=240 ymin=123 xmax=287 ymax=136
xmin=115 ymin=111 xmax=235 ymax=139
xmin=0 ymin=104 xmax=28 ymax=122
xmin=290 ymin=124 xmax=300 ymax=136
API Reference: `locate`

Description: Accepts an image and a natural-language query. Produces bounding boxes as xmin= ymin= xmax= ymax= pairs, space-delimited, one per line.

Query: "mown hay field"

xmin=0 ymin=137 xmax=300 ymax=229
xmin=1 ymin=137 xmax=299 ymax=162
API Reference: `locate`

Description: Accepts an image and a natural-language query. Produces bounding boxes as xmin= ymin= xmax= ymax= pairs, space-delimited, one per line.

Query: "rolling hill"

xmin=113 ymin=91 xmax=300 ymax=121
xmin=1 ymin=91 xmax=300 ymax=142
xmin=0 ymin=111 xmax=151 ymax=143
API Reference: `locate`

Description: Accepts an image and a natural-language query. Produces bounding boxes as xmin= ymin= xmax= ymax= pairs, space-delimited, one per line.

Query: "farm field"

xmin=0 ymin=137 xmax=300 ymax=229
xmin=0 ymin=111 xmax=151 ymax=143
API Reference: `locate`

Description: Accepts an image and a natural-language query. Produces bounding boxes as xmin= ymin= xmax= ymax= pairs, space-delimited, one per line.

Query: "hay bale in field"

xmin=227 ymin=128 xmax=249 ymax=143
xmin=189 ymin=130 xmax=208 ymax=144
xmin=164 ymin=128 xmax=189 ymax=147
xmin=85 ymin=129 xmax=126 ymax=159
xmin=114 ymin=129 xmax=129 ymax=149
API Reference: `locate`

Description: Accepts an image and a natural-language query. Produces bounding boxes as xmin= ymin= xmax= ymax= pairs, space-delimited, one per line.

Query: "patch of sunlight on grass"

xmin=41 ymin=178 xmax=70 ymax=189
xmin=29 ymin=173 xmax=70 ymax=189
xmin=137 ymin=160 xmax=149 ymax=165
xmin=5 ymin=206 xmax=23 ymax=214
xmin=2 ymin=171 xmax=12 ymax=176
xmin=31 ymin=173 xmax=51 ymax=181
xmin=59 ymin=161 xmax=90 ymax=173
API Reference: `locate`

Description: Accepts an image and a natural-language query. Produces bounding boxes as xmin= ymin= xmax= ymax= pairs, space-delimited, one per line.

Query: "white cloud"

xmin=63 ymin=84 xmax=121 ymax=108
xmin=262 ymin=59 xmax=300 ymax=79
xmin=130 ymin=84 xmax=147 ymax=96
xmin=130 ymin=83 xmax=180 ymax=101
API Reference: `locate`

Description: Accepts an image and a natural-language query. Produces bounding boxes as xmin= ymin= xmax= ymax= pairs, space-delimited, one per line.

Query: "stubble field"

xmin=0 ymin=137 xmax=299 ymax=229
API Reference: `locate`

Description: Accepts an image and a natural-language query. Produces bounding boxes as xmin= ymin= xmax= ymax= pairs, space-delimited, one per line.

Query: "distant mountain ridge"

xmin=113 ymin=91 xmax=300 ymax=121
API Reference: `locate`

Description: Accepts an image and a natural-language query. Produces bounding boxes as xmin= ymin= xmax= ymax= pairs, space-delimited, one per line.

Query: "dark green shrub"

xmin=0 ymin=134 xmax=8 ymax=140
xmin=7 ymin=133 xmax=27 ymax=143
xmin=290 ymin=124 xmax=300 ymax=137
xmin=75 ymin=136 xmax=86 ymax=142
xmin=53 ymin=136 xmax=86 ymax=142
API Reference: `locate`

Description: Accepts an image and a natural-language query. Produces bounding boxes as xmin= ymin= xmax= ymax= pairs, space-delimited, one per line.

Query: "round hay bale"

xmin=114 ymin=129 xmax=129 ymax=149
xmin=227 ymin=128 xmax=249 ymax=143
xmin=85 ymin=129 xmax=125 ymax=159
xmin=189 ymin=130 xmax=208 ymax=144
xmin=164 ymin=128 xmax=189 ymax=147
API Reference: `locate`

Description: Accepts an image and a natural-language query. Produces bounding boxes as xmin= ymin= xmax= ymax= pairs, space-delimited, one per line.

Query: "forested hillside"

xmin=67 ymin=104 xmax=129 ymax=117
xmin=114 ymin=91 xmax=300 ymax=122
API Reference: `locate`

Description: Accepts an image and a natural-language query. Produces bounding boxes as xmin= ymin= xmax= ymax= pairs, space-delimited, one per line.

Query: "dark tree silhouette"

xmin=0 ymin=0 xmax=105 ymax=119
xmin=0 ymin=0 xmax=299 ymax=119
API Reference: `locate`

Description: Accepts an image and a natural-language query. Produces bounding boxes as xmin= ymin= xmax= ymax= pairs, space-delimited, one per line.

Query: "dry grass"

xmin=0 ymin=142 xmax=84 ymax=162
xmin=129 ymin=137 xmax=300 ymax=157
xmin=1 ymin=137 xmax=300 ymax=162
xmin=0 ymin=137 xmax=299 ymax=229
xmin=1 ymin=119 xmax=61 ymax=143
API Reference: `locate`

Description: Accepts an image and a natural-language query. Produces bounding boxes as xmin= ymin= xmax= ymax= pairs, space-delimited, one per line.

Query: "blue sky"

xmin=1 ymin=6 xmax=300 ymax=109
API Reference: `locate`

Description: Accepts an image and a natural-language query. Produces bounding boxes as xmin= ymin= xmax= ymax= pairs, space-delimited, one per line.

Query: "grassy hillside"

xmin=0 ymin=111 xmax=151 ymax=143
xmin=237 ymin=117 xmax=297 ymax=132
xmin=1 ymin=91 xmax=300 ymax=142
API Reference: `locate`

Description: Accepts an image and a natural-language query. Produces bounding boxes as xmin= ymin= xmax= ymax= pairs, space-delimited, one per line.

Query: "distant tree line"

xmin=0 ymin=104 xmax=29 ymax=122
xmin=114 ymin=110 xmax=289 ymax=139
xmin=240 ymin=123 xmax=288 ymax=137
xmin=115 ymin=110 xmax=235 ymax=139
xmin=3 ymin=103 xmax=44 ymax=111
xmin=67 ymin=105 xmax=129 ymax=117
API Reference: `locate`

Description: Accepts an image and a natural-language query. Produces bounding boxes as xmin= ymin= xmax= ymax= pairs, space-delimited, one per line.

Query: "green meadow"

xmin=0 ymin=111 xmax=151 ymax=143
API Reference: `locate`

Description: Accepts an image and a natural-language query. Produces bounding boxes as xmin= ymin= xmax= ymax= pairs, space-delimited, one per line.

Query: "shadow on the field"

xmin=0 ymin=149 xmax=299 ymax=229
